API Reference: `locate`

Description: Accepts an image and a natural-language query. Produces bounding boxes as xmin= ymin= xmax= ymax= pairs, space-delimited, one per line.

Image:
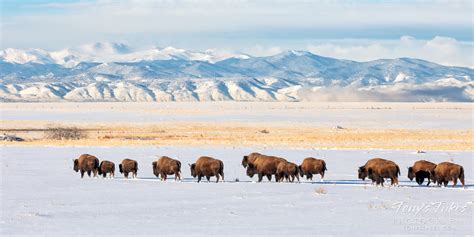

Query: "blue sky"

xmin=1 ymin=0 xmax=473 ymax=67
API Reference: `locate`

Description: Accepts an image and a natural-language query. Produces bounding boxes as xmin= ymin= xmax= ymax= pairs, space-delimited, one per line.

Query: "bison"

xmin=73 ymin=154 xmax=99 ymax=178
xmin=98 ymin=160 xmax=115 ymax=178
xmin=407 ymin=160 xmax=436 ymax=186
xmin=276 ymin=161 xmax=300 ymax=183
xmin=358 ymin=158 xmax=400 ymax=186
xmin=190 ymin=156 xmax=224 ymax=183
xmin=299 ymin=158 xmax=327 ymax=181
xmin=431 ymin=162 xmax=465 ymax=188
xmin=152 ymin=156 xmax=182 ymax=181
xmin=119 ymin=159 xmax=138 ymax=178
xmin=245 ymin=154 xmax=287 ymax=182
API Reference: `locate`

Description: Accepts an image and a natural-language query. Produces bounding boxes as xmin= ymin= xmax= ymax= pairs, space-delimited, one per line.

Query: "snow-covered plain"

xmin=1 ymin=102 xmax=472 ymax=129
xmin=1 ymin=145 xmax=472 ymax=236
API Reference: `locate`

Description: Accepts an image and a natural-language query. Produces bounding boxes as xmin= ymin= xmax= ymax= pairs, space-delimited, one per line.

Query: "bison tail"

xmin=396 ymin=165 xmax=401 ymax=176
xmin=134 ymin=162 xmax=138 ymax=171
xmin=219 ymin=160 xmax=224 ymax=180
xmin=459 ymin=166 xmax=464 ymax=181
xmin=119 ymin=164 xmax=123 ymax=173
xmin=322 ymin=161 xmax=327 ymax=171
xmin=177 ymin=161 xmax=181 ymax=172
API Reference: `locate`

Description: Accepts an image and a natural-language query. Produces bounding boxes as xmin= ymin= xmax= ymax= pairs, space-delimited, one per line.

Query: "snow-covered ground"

xmin=1 ymin=102 xmax=472 ymax=129
xmin=1 ymin=145 xmax=472 ymax=236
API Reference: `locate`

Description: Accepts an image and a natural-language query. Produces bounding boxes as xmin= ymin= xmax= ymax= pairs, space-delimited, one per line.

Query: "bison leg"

xmin=443 ymin=181 xmax=448 ymax=187
xmin=257 ymin=174 xmax=263 ymax=182
xmin=206 ymin=176 xmax=211 ymax=182
xmin=216 ymin=174 xmax=220 ymax=183
xmin=80 ymin=170 xmax=85 ymax=178
xmin=320 ymin=172 xmax=325 ymax=180
xmin=103 ymin=173 xmax=106 ymax=178
xmin=452 ymin=178 xmax=457 ymax=187
xmin=308 ymin=173 xmax=313 ymax=181
xmin=295 ymin=175 xmax=300 ymax=183
xmin=93 ymin=169 xmax=98 ymax=177
xmin=197 ymin=175 xmax=202 ymax=183
xmin=87 ymin=170 xmax=91 ymax=177
xmin=266 ymin=174 xmax=272 ymax=182
xmin=124 ymin=172 xmax=129 ymax=179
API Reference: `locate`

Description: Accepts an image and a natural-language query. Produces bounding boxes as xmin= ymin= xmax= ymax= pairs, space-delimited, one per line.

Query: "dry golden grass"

xmin=1 ymin=121 xmax=472 ymax=150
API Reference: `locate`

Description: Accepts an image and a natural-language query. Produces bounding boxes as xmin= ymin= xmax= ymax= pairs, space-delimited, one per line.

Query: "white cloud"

xmin=306 ymin=36 xmax=474 ymax=68
xmin=2 ymin=0 xmax=472 ymax=50
xmin=242 ymin=45 xmax=283 ymax=57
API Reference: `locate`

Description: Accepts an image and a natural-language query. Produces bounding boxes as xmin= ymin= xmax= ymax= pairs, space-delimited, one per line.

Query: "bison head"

xmin=246 ymin=163 xmax=256 ymax=178
xmin=190 ymin=163 xmax=197 ymax=177
xmin=152 ymin=161 xmax=159 ymax=177
xmin=73 ymin=159 xmax=79 ymax=172
xmin=407 ymin=167 xmax=415 ymax=181
xmin=242 ymin=156 xmax=249 ymax=168
xmin=97 ymin=163 xmax=103 ymax=175
xmin=298 ymin=165 xmax=304 ymax=177
xmin=358 ymin=166 xmax=367 ymax=180
xmin=429 ymin=168 xmax=437 ymax=183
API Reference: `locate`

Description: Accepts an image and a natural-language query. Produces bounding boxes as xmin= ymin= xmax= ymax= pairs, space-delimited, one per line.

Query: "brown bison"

xmin=119 ymin=159 xmax=138 ymax=178
xmin=407 ymin=160 xmax=436 ymax=186
xmin=190 ymin=156 xmax=224 ymax=183
xmin=152 ymin=156 xmax=182 ymax=181
xmin=245 ymin=154 xmax=288 ymax=182
xmin=299 ymin=158 xmax=327 ymax=181
xmin=73 ymin=154 xmax=99 ymax=178
xmin=431 ymin=162 xmax=465 ymax=187
xmin=358 ymin=158 xmax=400 ymax=186
xmin=276 ymin=161 xmax=300 ymax=183
xmin=98 ymin=160 xmax=115 ymax=178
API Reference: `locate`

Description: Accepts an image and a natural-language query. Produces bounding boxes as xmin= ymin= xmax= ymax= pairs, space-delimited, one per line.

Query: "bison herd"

xmin=72 ymin=152 xmax=466 ymax=188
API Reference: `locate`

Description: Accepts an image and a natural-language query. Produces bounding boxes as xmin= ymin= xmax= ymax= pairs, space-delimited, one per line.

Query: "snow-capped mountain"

xmin=1 ymin=44 xmax=472 ymax=102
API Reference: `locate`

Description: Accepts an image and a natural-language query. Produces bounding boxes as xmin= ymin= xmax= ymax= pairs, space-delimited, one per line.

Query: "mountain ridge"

xmin=1 ymin=44 xmax=472 ymax=102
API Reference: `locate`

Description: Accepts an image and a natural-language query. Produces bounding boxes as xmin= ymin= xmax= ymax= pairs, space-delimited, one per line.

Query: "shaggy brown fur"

xmin=276 ymin=161 xmax=300 ymax=183
xmin=299 ymin=157 xmax=327 ymax=181
xmin=358 ymin=158 xmax=400 ymax=186
xmin=119 ymin=159 xmax=138 ymax=178
xmin=152 ymin=156 xmax=182 ymax=181
xmin=190 ymin=156 xmax=224 ymax=183
xmin=431 ymin=162 xmax=465 ymax=187
xmin=367 ymin=161 xmax=400 ymax=186
xmin=358 ymin=158 xmax=391 ymax=181
xmin=407 ymin=160 xmax=436 ymax=186
xmin=73 ymin=154 xmax=99 ymax=178
xmin=242 ymin=152 xmax=264 ymax=168
xmin=245 ymin=154 xmax=287 ymax=182
xmin=98 ymin=160 xmax=115 ymax=178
